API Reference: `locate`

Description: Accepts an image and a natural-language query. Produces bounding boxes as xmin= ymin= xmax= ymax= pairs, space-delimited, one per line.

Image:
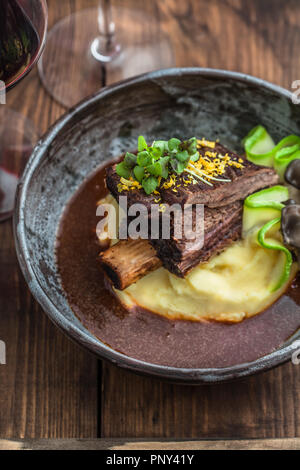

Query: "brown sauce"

xmin=56 ymin=165 xmax=300 ymax=368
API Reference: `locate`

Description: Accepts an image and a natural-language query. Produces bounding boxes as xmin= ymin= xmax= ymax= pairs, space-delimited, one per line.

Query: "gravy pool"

xmin=56 ymin=165 xmax=300 ymax=368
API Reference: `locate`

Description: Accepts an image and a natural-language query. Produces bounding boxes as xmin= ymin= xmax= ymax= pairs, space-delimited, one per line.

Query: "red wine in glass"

xmin=0 ymin=0 xmax=41 ymax=91
xmin=0 ymin=0 xmax=48 ymax=222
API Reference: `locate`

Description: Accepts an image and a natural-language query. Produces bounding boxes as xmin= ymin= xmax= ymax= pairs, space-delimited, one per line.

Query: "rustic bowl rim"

xmin=13 ymin=67 xmax=300 ymax=384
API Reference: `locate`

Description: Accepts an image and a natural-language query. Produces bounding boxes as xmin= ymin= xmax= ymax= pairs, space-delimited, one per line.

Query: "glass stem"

xmin=91 ymin=0 xmax=121 ymax=63
xmin=98 ymin=0 xmax=115 ymax=38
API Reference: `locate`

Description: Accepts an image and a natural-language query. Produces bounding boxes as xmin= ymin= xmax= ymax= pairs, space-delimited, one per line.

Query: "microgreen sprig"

xmin=116 ymin=136 xmax=199 ymax=195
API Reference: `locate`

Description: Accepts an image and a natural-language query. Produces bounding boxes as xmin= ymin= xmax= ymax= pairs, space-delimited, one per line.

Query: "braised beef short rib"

xmin=150 ymin=201 xmax=243 ymax=277
xmin=106 ymin=143 xmax=279 ymax=209
xmin=102 ymin=142 xmax=278 ymax=283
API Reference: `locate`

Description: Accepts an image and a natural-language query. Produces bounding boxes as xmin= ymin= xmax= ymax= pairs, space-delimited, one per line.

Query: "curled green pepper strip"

xmin=243 ymin=125 xmax=300 ymax=173
xmin=243 ymin=125 xmax=275 ymax=166
xmin=257 ymin=218 xmax=293 ymax=292
xmin=242 ymin=185 xmax=289 ymax=235
xmin=242 ymin=130 xmax=297 ymax=291
xmin=243 ymin=186 xmax=293 ymax=292
xmin=274 ymin=149 xmax=300 ymax=180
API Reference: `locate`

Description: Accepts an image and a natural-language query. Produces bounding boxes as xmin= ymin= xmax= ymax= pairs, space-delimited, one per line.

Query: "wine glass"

xmin=38 ymin=0 xmax=174 ymax=108
xmin=0 ymin=0 xmax=48 ymax=222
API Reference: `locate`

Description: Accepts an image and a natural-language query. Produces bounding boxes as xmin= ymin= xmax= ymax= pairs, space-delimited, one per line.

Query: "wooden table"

xmin=1 ymin=0 xmax=300 ymax=446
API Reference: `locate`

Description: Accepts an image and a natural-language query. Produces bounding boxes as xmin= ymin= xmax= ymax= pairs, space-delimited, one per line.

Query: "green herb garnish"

xmin=115 ymin=136 xmax=199 ymax=194
xmin=116 ymin=161 xmax=131 ymax=179
xmin=142 ymin=175 xmax=158 ymax=195
xmin=124 ymin=152 xmax=137 ymax=168
xmin=133 ymin=165 xmax=145 ymax=182
xmin=168 ymin=138 xmax=181 ymax=151
xmin=138 ymin=135 xmax=148 ymax=152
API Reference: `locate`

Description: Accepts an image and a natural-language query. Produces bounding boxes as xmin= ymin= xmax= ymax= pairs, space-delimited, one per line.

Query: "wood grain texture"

xmin=101 ymin=0 xmax=300 ymax=439
xmin=1 ymin=438 xmax=300 ymax=450
xmin=2 ymin=0 xmax=300 ymax=441
xmin=0 ymin=0 xmax=98 ymax=439
xmin=101 ymin=364 xmax=300 ymax=438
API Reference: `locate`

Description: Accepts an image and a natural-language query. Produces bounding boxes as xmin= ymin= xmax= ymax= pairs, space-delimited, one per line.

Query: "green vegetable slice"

xmin=243 ymin=125 xmax=275 ymax=166
xmin=243 ymin=185 xmax=289 ymax=235
xmin=257 ymin=218 xmax=293 ymax=292
xmin=243 ymin=125 xmax=300 ymax=170
xmin=274 ymin=148 xmax=300 ymax=181
xmin=242 ymin=186 xmax=293 ymax=292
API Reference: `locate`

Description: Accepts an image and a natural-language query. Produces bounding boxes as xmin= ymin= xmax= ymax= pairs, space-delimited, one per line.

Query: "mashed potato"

xmin=116 ymin=237 xmax=297 ymax=323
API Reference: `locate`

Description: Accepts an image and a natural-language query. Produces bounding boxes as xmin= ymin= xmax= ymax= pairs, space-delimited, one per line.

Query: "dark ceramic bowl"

xmin=14 ymin=68 xmax=300 ymax=384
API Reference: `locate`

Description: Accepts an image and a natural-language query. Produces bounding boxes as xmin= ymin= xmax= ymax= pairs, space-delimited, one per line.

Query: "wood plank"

xmin=101 ymin=363 xmax=300 ymax=438
xmin=0 ymin=0 xmax=98 ymax=438
xmin=0 ymin=437 xmax=300 ymax=450
xmin=101 ymin=0 xmax=300 ymax=439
